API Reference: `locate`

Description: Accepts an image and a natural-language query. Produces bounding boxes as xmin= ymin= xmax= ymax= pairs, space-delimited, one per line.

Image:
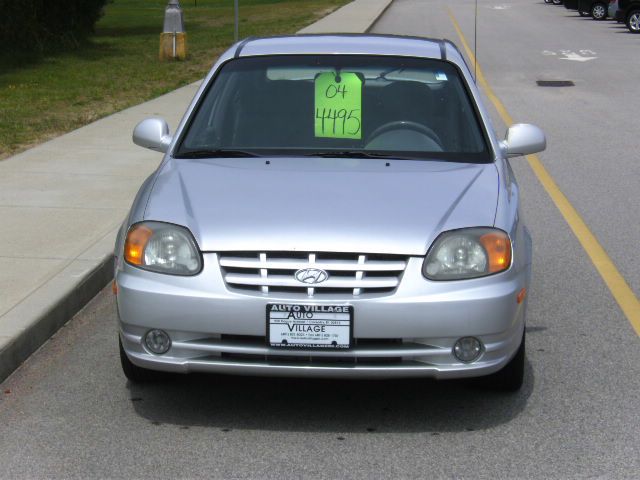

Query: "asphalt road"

xmin=1 ymin=1 xmax=639 ymax=478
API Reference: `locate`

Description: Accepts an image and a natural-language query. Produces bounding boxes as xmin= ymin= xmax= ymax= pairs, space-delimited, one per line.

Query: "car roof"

xmin=235 ymin=34 xmax=466 ymax=67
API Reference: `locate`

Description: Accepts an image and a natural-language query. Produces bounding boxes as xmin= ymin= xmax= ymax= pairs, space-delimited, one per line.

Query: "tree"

xmin=0 ymin=0 xmax=112 ymax=52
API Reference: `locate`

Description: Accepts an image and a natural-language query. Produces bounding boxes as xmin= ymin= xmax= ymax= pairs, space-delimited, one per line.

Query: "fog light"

xmin=453 ymin=337 xmax=483 ymax=363
xmin=144 ymin=329 xmax=171 ymax=354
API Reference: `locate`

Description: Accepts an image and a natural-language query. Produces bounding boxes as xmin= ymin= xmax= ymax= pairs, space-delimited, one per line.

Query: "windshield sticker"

xmin=314 ymin=72 xmax=362 ymax=140
xmin=435 ymin=72 xmax=448 ymax=81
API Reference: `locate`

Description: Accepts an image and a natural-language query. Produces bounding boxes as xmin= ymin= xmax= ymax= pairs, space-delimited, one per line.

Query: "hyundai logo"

xmin=294 ymin=268 xmax=329 ymax=284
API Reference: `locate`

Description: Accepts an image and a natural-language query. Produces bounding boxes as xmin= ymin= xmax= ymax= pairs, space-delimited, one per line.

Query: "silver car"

xmin=609 ymin=0 xmax=620 ymax=19
xmin=116 ymin=34 xmax=545 ymax=391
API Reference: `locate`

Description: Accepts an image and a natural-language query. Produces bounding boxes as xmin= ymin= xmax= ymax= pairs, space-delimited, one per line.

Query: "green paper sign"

xmin=314 ymin=72 xmax=362 ymax=139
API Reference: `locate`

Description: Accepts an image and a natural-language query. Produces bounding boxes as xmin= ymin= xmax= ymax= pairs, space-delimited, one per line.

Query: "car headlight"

xmin=124 ymin=221 xmax=202 ymax=275
xmin=423 ymin=228 xmax=511 ymax=280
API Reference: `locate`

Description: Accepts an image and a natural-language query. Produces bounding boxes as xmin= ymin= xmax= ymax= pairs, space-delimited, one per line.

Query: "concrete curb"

xmin=0 ymin=0 xmax=394 ymax=385
xmin=298 ymin=0 xmax=393 ymax=34
xmin=365 ymin=0 xmax=394 ymax=33
xmin=0 ymin=255 xmax=114 ymax=383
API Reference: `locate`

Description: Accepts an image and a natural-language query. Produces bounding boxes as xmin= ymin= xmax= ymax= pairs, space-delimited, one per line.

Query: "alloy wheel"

xmin=630 ymin=12 xmax=640 ymax=31
xmin=592 ymin=4 xmax=606 ymax=19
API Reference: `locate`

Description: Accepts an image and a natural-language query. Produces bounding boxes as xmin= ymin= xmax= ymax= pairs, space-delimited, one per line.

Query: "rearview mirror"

xmin=501 ymin=124 xmax=546 ymax=158
xmin=132 ymin=118 xmax=172 ymax=153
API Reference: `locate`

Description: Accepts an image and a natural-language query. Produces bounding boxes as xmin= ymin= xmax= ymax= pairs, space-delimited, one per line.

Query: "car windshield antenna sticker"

xmin=314 ymin=72 xmax=362 ymax=140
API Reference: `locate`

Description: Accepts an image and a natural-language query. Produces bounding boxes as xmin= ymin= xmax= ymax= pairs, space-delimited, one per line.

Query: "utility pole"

xmin=234 ymin=0 xmax=239 ymax=42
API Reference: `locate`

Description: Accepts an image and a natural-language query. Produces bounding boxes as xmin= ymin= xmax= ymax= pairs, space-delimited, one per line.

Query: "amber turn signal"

xmin=517 ymin=288 xmax=527 ymax=304
xmin=480 ymin=231 xmax=512 ymax=273
xmin=124 ymin=224 xmax=154 ymax=266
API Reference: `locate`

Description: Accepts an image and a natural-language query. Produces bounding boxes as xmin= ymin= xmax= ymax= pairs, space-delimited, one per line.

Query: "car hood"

xmin=144 ymin=157 xmax=499 ymax=256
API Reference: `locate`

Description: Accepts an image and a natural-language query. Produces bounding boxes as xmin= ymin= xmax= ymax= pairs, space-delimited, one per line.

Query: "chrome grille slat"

xmin=219 ymin=251 xmax=408 ymax=298
xmin=218 ymin=258 xmax=407 ymax=271
xmin=353 ymin=254 xmax=366 ymax=296
xmin=259 ymin=252 xmax=268 ymax=294
xmin=307 ymin=253 xmax=316 ymax=297
xmin=225 ymin=274 xmax=399 ymax=288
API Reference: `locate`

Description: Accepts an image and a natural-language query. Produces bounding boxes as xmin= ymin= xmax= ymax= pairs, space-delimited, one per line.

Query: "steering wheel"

xmin=367 ymin=121 xmax=444 ymax=150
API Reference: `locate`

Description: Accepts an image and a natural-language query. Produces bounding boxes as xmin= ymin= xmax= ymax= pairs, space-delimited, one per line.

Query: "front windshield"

xmin=176 ymin=55 xmax=491 ymax=162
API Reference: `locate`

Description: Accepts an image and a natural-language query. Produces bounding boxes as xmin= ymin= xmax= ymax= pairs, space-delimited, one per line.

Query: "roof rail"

xmin=234 ymin=36 xmax=256 ymax=58
xmin=438 ymin=39 xmax=447 ymax=60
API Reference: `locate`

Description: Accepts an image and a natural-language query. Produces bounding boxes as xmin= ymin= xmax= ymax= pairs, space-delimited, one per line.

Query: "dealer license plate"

xmin=267 ymin=304 xmax=353 ymax=349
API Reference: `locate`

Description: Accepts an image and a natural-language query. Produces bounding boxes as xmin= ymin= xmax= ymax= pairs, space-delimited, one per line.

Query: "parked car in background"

xmin=609 ymin=0 xmax=621 ymax=19
xmin=564 ymin=0 xmax=591 ymax=16
xmin=617 ymin=0 xmax=640 ymax=31
xmin=565 ymin=0 xmax=609 ymax=18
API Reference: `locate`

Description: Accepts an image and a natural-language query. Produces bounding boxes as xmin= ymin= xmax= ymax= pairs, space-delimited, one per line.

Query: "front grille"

xmin=172 ymin=335 xmax=445 ymax=370
xmin=219 ymin=352 xmax=403 ymax=365
xmin=219 ymin=251 xmax=408 ymax=297
xmin=218 ymin=335 xmax=404 ymax=364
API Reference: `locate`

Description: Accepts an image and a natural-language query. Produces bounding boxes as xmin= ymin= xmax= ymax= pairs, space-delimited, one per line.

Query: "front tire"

xmin=627 ymin=10 xmax=640 ymax=32
xmin=484 ymin=331 xmax=525 ymax=392
xmin=591 ymin=2 xmax=607 ymax=19
xmin=119 ymin=336 xmax=162 ymax=382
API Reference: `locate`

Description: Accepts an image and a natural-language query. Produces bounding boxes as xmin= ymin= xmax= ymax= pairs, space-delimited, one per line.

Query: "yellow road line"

xmin=448 ymin=9 xmax=640 ymax=337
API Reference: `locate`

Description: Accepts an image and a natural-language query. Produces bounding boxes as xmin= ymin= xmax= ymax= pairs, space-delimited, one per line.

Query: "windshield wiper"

xmin=304 ymin=151 xmax=411 ymax=160
xmin=175 ymin=149 xmax=261 ymax=159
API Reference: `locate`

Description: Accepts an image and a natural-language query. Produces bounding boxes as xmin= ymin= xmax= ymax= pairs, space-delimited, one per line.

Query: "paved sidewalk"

xmin=0 ymin=0 xmax=393 ymax=382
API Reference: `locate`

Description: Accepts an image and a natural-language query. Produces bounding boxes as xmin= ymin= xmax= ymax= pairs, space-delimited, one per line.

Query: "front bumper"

xmin=117 ymin=255 xmax=529 ymax=380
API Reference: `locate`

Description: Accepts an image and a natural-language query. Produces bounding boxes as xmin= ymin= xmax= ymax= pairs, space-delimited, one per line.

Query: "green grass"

xmin=0 ymin=0 xmax=347 ymax=159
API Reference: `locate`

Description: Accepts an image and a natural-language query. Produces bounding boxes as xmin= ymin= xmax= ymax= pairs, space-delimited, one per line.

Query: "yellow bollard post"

xmin=159 ymin=32 xmax=187 ymax=61
xmin=159 ymin=0 xmax=188 ymax=61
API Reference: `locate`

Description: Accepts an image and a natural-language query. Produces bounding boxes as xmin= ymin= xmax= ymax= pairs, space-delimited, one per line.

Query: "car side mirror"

xmin=501 ymin=123 xmax=546 ymax=158
xmin=132 ymin=118 xmax=172 ymax=153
